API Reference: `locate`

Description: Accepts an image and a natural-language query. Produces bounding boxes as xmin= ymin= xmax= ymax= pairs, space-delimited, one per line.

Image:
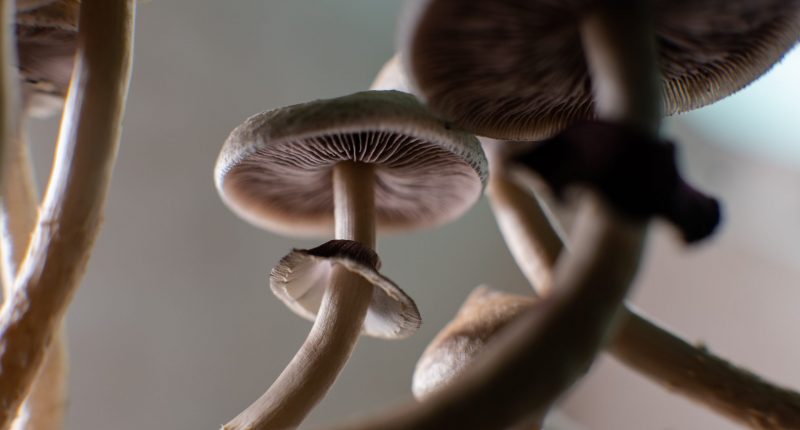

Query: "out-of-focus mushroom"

xmin=215 ymin=90 xmax=487 ymax=429
xmin=485 ymin=140 xmax=800 ymax=428
xmin=0 ymin=1 xmax=134 ymax=428
xmin=401 ymin=0 xmax=800 ymax=140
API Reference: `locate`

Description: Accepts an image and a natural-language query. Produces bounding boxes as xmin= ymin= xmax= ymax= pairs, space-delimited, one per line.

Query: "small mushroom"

xmin=215 ymin=90 xmax=487 ymax=429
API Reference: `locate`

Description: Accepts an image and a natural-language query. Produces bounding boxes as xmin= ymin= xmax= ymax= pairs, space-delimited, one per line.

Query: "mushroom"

xmin=401 ymin=0 xmax=800 ymax=141
xmin=412 ymin=287 xmax=544 ymax=430
xmin=0 ymin=0 xmax=134 ymax=428
xmin=214 ymin=89 xmax=487 ymax=429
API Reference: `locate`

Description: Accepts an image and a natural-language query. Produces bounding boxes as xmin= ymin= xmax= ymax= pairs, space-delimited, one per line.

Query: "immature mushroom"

xmin=215 ymin=90 xmax=487 ymax=429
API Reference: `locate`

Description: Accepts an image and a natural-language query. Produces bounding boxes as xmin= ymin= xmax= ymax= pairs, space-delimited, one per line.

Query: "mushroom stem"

xmin=322 ymin=196 xmax=645 ymax=430
xmin=486 ymin=160 xmax=564 ymax=296
xmin=581 ymin=0 xmax=661 ymax=132
xmin=224 ymin=162 xmax=376 ymax=430
xmin=612 ymin=308 xmax=800 ymax=430
xmin=1 ymin=125 xmax=68 ymax=430
xmin=489 ymin=146 xmax=800 ymax=428
xmin=0 ymin=0 xmax=134 ymax=427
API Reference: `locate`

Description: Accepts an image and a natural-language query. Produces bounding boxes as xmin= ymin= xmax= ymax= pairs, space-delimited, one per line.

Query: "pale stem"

xmin=320 ymin=4 xmax=662 ymax=429
xmin=1 ymin=125 xmax=68 ymax=430
xmin=486 ymin=166 xmax=564 ymax=296
xmin=613 ymin=308 xmax=800 ymax=429
xmin=224 ymin=162 xmax=376 ymax=430
xmin=0 ymin=0 xmax=134 ymax=427
xmin=322 ymin=195 xmax=645 ymax=430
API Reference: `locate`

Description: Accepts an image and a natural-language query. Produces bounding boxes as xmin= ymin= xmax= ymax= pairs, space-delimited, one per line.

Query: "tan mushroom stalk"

xmin=0 ymin=0 xmax=134 ymax=428
xmin=0 ymin=4 xmax=78 ymax=428
xmin=215 ymin=90 xmax=486 ymax=430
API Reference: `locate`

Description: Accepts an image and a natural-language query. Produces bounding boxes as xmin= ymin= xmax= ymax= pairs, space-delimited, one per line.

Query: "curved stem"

xmin=0 ymin=0 xmax=134 ymax=427
xmin=1 ymin=126 xmax=69 ymax=430
xmin=323 ymin=196 xmax=645 ymax=430
xmin=225 ymin=162 xmax=376 ymax=430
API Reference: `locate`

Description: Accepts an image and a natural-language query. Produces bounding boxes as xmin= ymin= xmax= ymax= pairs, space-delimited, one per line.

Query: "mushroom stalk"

xmin=224 ymin=162 xmax=377 ymax=430
xmin=322 ymin=196 xmax=645 ymax=430
xmin=488 ymin=135 xmax=800 ymax=429
xmin=1 ymin=127 xmax=68 ymax=430
xmin=0 ymin=0 xmax=134 ymax=426
xmin=613 ymin=308 xmax=800 ymax=429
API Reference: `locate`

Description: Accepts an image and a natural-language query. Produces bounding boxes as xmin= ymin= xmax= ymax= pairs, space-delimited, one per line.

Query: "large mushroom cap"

xmin=412 ymin=286 xmax=536 ymax=398
xmin=271 ymin=240 xmax=421 ymax=339
xmin=403 ymin=0 xmax=800 ymax=140
xmin=215 ymin=90 xmax=487 ymax=237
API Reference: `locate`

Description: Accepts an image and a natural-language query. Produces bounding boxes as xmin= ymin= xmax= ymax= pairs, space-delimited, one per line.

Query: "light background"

xmin=22 ymin=1 xmax=800 ymax=429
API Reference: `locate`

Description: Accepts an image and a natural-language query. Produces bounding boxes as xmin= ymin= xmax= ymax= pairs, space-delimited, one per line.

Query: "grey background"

xmin=21 ymin=1 xmax=800 ymax=429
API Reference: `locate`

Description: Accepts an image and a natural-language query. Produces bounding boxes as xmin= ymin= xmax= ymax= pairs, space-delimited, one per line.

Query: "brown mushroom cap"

xmin=215 ymin=90 xmax=487 ymax=237
xmin=271 ymin=240 xmax=420 ymax=339
xmin=402 ymin=0 xmax=800 ymax=140
xmin=16 ymin=0 xmax=80 ymax=116
xmin=412 ymin=286 xmax=536 ymax=398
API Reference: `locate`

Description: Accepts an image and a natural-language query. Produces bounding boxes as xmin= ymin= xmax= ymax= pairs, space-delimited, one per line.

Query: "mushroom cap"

xmin=215 ymin=90 xmax=488 ymax=237
xmin=402 ymin=0 xmax=800 ymax=140
xmin=16 ymin=0 xmax=80 ymax=117
xmin=412 ymin=286 xmax=536 ymax=398
xmin=271 ymin=240 xmax=421 ymax=339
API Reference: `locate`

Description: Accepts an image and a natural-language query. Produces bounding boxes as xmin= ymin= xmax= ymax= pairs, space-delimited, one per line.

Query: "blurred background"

xmin=22 ymin=1 xmax=800 ymax=429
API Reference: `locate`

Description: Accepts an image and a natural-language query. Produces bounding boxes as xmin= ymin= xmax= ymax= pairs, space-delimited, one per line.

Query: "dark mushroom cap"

xmin=16 ymin=0 xmax=79 ymax=116
xmin=215 ymin=90 xmax=487 ymax=237
xmin=412 ymin=286 xmax=536 ymax=398
xmin=271 ymin=240 xmax=421 ymax=339
xmin=402 ymin=0 xmax=800 ymax=140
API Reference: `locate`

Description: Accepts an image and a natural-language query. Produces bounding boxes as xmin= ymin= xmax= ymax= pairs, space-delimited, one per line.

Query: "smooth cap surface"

xmin=402 ymin=0 xmax=800 ymax=140
xmin=412 ymin=286 xmax=536 ymax=398
xmin=270 ymin=240 xmax=421 ymax=339
xmin=216 ymin=90 xmax=487 ymax=236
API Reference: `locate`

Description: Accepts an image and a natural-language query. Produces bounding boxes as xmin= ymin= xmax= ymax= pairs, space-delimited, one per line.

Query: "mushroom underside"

xmin=406 ymin=0 xmax=800 ymax=139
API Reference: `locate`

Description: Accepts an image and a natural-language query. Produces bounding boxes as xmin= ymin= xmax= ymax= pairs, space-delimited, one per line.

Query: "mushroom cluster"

xmin=0 ymin=1 xmax=798 ymax=430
